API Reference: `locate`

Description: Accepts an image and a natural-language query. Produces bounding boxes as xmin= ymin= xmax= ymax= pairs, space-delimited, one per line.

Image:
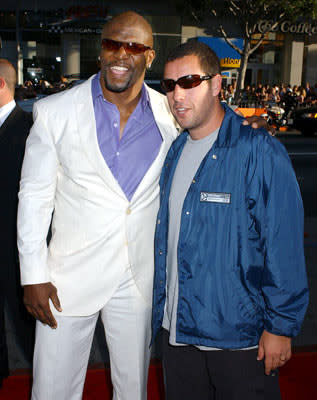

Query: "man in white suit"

xmin=18 ymin=11 xmax=178 ymax=400
xmin=18 ymin=10 xmax=268 ymax=400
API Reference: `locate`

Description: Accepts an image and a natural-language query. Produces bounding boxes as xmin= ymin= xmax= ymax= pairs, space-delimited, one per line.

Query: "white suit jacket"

xmin=17 ymin=76 xmax=179 ymax=316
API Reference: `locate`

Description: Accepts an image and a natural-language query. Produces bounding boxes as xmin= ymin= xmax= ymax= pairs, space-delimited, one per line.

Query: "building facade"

xmin=182 ymin=18 xmax=317 ymax=88
xmin=0 ymin=1 xmax=181 ymax=84
xmin=0 ymin=1 xmax=316 ymax=89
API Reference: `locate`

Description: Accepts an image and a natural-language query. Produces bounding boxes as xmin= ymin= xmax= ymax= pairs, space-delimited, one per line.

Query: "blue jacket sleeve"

xmin=247 ymin=133 xmax=309 ymax=337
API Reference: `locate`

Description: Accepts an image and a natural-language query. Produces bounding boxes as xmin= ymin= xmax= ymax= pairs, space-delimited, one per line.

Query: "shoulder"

xmin=145 ymin=83 xmax=180 ymax=135
xmin=6 ymin=105 xmax=32 ymax=129
xmin=145 ymin=84 xmax=165 ymax=102
xmin=244 ymin=126 xmax=288 ymax=159
xmin=34 ymin=76 xmax=93 ymax=113
xmin=238 ymin=125 xmax=290 ymax=174
xmin=144 ymin=83 xmax=170 ymax=114
xmin=15 ymin=105 xmax=33 ymax=126
xmin=222 ymin=103 xmax=286 ymax=157
xmin=219 ymin=104 xmax=290 ymax=172
xmin=238 ymin=125 xmax=293 ymax=189
xmin=2 ymin=106 xmax=32 ymax=141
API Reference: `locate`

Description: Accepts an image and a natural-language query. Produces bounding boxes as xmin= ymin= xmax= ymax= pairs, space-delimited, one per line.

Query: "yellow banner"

xmin=220 ymin=58 xmax=241 ymax=68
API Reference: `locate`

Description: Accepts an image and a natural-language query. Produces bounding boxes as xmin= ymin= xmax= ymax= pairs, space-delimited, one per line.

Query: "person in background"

xmin=0 ymin=59 xmax=34 ymax=388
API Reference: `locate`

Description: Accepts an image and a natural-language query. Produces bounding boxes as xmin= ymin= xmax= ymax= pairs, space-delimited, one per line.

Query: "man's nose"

xmin=173 ymin=84 xmax=186 ymax=101
xmin=115 ymin=45 xmax=129 ymax=59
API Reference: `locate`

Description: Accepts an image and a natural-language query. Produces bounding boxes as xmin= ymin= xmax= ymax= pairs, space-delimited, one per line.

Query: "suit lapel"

xmin=74 ymin=76 xmax=127 ymax=200
xmin=131 ymin=86 xmax=179 ymax=204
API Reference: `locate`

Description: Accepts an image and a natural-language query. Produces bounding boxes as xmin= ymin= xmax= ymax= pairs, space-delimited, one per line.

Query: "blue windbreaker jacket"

xmin=152 ymin=104 xmax=309 ymax=349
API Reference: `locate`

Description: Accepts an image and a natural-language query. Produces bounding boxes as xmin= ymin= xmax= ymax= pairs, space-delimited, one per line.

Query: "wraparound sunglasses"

xmin=101 ymin=38 xmax=152 ymax=55
xmin=161 ymin=74 xmax=215 ymax=93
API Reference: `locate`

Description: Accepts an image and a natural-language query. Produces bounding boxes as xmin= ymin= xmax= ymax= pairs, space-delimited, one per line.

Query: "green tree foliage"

xmin=181 ymin=0 xmax=316 ymax=100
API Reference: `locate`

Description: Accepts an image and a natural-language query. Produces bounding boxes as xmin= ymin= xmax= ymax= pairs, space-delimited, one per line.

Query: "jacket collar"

xmin=173 ymin=102 xmax=245 ymax=154
xmin=215 ymin=103 xmax=245 ymax=148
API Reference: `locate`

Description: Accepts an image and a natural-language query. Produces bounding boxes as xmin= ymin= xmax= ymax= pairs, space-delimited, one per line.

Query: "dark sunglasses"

xmin=101 ymin=38 xmax=152 ymax=55
xmin=161 ymin=74 xmax=215 ymax=93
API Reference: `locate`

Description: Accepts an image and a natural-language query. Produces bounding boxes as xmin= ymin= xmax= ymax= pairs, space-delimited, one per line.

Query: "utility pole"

xmin=16 ymin=0 xmax=23 ymax=85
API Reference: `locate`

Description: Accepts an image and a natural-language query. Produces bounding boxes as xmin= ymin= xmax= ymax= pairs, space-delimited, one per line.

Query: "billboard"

xmin=197 ymin=37 xmax=244 ymax=68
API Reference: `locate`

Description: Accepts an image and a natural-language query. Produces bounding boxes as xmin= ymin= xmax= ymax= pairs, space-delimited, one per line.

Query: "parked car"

xmin=290 ymin=106 xmax=317 ymax=137
xmin=281 ymin=137 xmax=317 ymax=217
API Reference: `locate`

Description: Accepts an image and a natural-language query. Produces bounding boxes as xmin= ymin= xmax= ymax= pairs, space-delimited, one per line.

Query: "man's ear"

xmin=146 ymin=49 xmax=156 ymax=69
xmin=0 ymin=77 xmax=5 ymax=89
xmin=212 ymin=74 xmax=222 ymax=97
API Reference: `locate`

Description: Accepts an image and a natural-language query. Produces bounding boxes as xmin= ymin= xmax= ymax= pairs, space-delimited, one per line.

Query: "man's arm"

xmin=234 ymin=107 xmax=275 ymax=134
xmin=18 ymin=102 xmax=62 ymax=328
xmin=247 ymin=134 xmax=308 ymax=373
xmin=243 ymin=115 xmax=275 ymax=135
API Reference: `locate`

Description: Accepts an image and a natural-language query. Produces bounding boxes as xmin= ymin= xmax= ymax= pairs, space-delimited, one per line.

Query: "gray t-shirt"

xmin=162 ymin=129 xmax=220 ymax=350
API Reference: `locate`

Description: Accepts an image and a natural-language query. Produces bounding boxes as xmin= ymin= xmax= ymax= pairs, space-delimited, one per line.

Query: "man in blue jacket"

xmin=152 ymin=41 xmax=309 ymax=400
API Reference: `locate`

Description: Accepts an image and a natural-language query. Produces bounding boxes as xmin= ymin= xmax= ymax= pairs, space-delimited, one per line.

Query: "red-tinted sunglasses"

xmin=101 ymin=38 xmax=152 ymax=55
xmin=161 ymin=74 xmax=215 ymax=93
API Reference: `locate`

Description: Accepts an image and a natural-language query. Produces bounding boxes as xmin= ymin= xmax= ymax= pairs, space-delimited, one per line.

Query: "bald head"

xmin=102 ymin=11 xmax=153 ymax=48
xmin=0 ymin=59 xmax=16 ymax=95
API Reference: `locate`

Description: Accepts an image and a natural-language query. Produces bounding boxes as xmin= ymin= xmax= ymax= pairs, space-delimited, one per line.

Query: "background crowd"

xmin=15 ymin=76 xmax=317 ymax=110
xmin=221 ymin=81 xmax=317 ymax=107
xmin=14 ymin=76 xmax=71 ymax=100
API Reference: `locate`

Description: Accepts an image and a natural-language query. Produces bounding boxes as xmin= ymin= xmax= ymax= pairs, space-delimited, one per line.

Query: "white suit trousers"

xmin=31 ymin=268 xmax=152 ymax=400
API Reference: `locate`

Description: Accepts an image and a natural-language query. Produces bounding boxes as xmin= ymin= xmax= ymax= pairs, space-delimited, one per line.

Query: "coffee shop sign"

xmin=258 ymin=20 xmax=317 ymax=35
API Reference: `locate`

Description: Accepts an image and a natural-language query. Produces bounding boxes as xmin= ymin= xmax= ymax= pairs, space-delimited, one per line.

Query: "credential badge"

xmin=200 ymin=192 xmax=231 ymax=204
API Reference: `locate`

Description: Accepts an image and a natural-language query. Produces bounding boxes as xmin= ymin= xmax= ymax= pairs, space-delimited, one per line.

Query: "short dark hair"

xmin=165 ymin=40 xmax=221 ymax=76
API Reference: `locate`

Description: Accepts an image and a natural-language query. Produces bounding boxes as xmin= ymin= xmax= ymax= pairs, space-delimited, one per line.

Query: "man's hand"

xmin=257 ymin=330 xmax=292 ymax=375
xmin=23 ymin=282 xmax=62 ymax=329
xmin=242 ymin=115 xmax=276 ymax=136
xmin=234 ymin=108 xmax=275 ymax=135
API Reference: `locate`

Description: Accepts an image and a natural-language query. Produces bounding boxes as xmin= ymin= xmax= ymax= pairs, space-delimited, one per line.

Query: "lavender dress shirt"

xmin=92 ymin=73 xmax=163 ymax=201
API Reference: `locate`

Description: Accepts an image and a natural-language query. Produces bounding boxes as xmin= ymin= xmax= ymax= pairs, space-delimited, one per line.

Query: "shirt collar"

xmin=92 ymin=72 xmax=104 ymax=101
xmin=0 ymin=99 xmax=16 ymax=127
xmin=92 ymin=71 xmax=150 ymax=112
xmin=140 ymin=84 xmax=150 ymax=111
